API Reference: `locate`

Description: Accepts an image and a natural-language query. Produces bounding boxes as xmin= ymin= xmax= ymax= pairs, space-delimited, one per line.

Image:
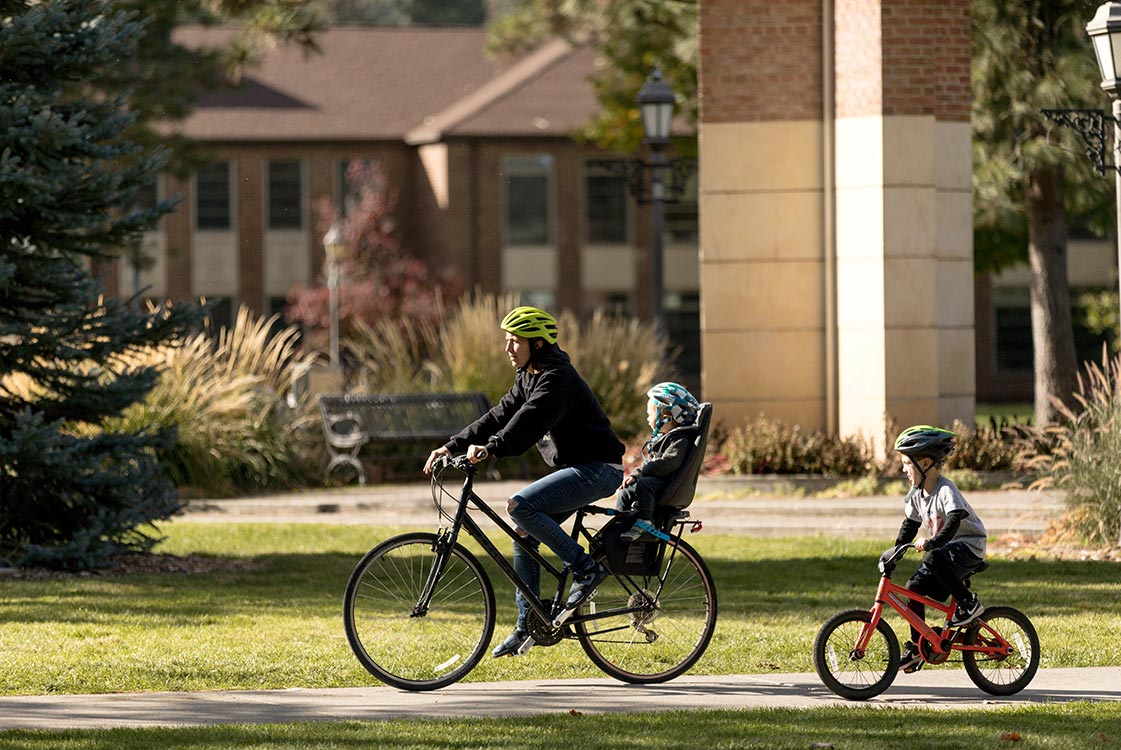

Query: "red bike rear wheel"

xmin=962 ymin=605 xmax=1040 ymax=696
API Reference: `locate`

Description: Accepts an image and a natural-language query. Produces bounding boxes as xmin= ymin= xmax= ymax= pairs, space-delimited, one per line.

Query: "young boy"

xmin=617 ymin=382 xmax=701 ymax=541
xmin=888 ymin=425 xmax=988 ymax=674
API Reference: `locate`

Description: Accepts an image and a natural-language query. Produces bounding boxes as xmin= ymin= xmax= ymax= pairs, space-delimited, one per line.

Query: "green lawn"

xmin=3 ymin=704 xmax=1121 ymax=750
xmin=1 ymin=522 xmax=1118 ymax=696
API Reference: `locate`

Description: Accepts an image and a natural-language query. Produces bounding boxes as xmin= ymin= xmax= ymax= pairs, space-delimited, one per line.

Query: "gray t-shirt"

xmin=903 ymin=476 xmax=987 ymax=558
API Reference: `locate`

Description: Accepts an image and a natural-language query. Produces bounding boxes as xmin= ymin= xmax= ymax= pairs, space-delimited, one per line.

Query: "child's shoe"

xmin=619 ymin=524 xmax=647 ymax=542
xmin=949 ymin=594 xmax=984 ymax=628
xmin=898 ymin=641 xmax=924 ymax=673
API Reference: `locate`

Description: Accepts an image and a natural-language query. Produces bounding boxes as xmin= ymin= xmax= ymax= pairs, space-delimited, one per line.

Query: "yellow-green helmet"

xmin=500 ymin=306 xmax=558 ymax=344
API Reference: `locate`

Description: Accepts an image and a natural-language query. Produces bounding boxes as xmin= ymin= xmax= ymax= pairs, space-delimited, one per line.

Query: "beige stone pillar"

xmin=698 ymin=0 xmax=974 ymax=445
xmin=698 ymin=0 xmax=828 ymax=429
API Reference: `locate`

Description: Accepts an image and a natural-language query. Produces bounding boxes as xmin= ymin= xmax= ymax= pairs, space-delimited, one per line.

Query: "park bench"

xmin=317 ymin=392 xmax=491 ymax=486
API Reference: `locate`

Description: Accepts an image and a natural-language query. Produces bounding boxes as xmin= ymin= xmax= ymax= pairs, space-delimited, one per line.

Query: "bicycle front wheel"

xmin=574 ymin=537 xmax=717 ymax=684
xmin=343 ymin=532 xmax=495 ymax=691
xmin=962 ymin=605 xmax=1040 ymax=696
xmin=813 ymin=609 xmax=900 ymax=700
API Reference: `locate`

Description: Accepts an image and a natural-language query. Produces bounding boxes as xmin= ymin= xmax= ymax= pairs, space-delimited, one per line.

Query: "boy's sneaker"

xmin=619 ymin=525 xmax=646 ymax=542
xmin=949 ymin=594 xmax=984 ymax=628
xmin=553 ymin=561 xmax=608 ymax=627
xmin=898 ymin=641 xmax=924 ymax=673
xmin=491 ymin=629 xmax=534 ymax=658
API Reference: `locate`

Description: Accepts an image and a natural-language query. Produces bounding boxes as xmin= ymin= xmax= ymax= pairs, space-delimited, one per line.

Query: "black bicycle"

xmin=343 ymin=455 xmax=718 ymax=691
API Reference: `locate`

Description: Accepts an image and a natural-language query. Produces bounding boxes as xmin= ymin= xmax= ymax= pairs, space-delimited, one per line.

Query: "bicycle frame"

xmin=419 ymin=458 xmax=686 ymax=632
xmin=857 ymin=554 xmax=1015 ymax=662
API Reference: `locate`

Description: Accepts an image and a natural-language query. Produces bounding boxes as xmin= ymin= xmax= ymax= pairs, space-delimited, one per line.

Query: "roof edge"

xmin=404 ymin=37 xmax=575 ymax=145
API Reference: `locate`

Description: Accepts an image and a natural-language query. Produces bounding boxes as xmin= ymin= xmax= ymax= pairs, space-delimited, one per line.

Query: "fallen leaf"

xmin=1000 ymin=731 xmax=1022 ymax=742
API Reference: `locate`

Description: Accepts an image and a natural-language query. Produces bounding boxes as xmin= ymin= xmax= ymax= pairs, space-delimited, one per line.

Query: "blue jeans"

xmin=508 ymin=462 xmax=623 ymax=631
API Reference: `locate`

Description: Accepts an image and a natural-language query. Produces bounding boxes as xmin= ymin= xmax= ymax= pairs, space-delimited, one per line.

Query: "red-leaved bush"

xmin=285 ymin=160 xmax=459 ymax=337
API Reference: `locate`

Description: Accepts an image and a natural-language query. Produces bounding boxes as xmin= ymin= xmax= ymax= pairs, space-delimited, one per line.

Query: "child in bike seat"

xmin=616 ymin=382 xmax=701 ymax=541
xmin=887 ymin=425 xmax=988 ymax=674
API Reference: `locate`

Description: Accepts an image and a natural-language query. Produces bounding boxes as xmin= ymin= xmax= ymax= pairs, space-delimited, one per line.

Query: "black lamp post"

xmin=1043 ymin=2 xmax=1121 ymax=356
xmin=1088 ymin=0 xmax=1121 ymax=352
xmin=1043 ymin=0 xmax=1121 ymax=547
xmin=589 ymin=70 xmax=695 ymax=330
xmin=637 ymin=70 xmax=676 ymax=327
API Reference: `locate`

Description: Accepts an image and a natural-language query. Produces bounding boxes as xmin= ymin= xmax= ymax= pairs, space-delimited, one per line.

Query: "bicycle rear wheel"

xmin=962 ymin=605 xmax=1040 ymax=696
xmin=343 ymin=532 xmax=495 ymax=691
xmin=813 ymin=609 xmax=900 ymax=700
xmin=574 ymin=537 xmax=717 ymax=684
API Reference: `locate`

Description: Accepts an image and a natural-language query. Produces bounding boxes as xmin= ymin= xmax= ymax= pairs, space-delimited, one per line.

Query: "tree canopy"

xmin=488 ymin=0 xmax=697 ymax=153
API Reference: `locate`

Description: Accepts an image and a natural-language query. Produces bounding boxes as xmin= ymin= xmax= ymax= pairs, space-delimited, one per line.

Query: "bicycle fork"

xmin=411 ymin=530 xmax=455 ymax=618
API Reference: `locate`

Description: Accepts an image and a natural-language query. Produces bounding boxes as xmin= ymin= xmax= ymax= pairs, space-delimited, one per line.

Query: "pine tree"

xmin=0 ymin=0 xmax=202 ymax=569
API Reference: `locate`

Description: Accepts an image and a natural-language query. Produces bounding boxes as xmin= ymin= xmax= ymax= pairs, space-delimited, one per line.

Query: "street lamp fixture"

xmin=323 ymin=221 xmax=345 ymax=370
xmin=637 ymin=69 xmax=676 ymax=144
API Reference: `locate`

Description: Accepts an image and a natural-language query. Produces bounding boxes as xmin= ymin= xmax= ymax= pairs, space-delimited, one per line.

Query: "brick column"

xmin=698 ymin=0 xmax=973 ymax=442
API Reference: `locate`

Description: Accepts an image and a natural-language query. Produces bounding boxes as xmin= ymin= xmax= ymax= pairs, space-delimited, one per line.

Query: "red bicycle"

xmin=813 ymin=543 xmax=1040 ymax=700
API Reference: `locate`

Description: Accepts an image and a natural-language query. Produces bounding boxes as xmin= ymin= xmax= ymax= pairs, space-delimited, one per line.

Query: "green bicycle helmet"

xmin=893 ymin=425 xmax=956 ymax=463
xmin=500 ymin=306 xmax=559 ymax=345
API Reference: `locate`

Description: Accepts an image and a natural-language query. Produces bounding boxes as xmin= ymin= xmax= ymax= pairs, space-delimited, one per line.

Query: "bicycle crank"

xmin=524 ymin=610 xmax=565 ymax=647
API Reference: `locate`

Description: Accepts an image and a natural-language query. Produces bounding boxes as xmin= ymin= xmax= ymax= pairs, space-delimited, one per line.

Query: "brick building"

xmin=110 ymin=27 xmax=701 ymax=378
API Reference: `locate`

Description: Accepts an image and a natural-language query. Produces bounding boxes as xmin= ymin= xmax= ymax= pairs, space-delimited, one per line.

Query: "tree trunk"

xmin=1025 ymin=165 xmax=1078 ymax=426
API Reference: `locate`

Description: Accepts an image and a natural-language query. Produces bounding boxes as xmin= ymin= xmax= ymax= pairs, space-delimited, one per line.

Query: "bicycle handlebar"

xmin=878 ymin=543 xmax=916 ymax=574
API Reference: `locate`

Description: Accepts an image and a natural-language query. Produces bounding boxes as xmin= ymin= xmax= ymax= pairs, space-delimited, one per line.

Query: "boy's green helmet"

xmin=893 ymin=425 xmax=956 ymax=462
xmin=500 ymin=306 xmax=558 ymax=344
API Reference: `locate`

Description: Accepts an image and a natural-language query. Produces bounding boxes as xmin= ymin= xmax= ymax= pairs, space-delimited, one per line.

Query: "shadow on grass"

xmin=3 ymin=544 xmax=1115 ymax=628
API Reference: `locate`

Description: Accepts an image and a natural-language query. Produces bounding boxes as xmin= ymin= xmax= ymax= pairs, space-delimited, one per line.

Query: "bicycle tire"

xmin=813 ymin=609 xmax=900 ymax=700
xmin=574 ymin=537 xmax=717 ymax=684
xmin=962 ymin=605 xmax=1040 ymax=696
xmin=343 ymin=532 xmax=495 ymax=691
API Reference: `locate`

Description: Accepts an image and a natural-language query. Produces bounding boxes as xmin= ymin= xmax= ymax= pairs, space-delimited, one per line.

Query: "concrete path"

xmin=0 ymin=668 xmax=1116 ymax=730
xmin=180 ymin=478 xmax=1062 ymax=538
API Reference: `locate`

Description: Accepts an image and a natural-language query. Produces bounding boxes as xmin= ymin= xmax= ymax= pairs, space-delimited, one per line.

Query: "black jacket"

xmin=444 ymin=349 xmax=624 ymax=468
xmin=629 ymin=426 xmax=698 ymax=480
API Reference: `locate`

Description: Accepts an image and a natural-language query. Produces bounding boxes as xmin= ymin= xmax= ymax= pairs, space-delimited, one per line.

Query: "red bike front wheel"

xmin=813 ymin=609 xmax=900 ymax=700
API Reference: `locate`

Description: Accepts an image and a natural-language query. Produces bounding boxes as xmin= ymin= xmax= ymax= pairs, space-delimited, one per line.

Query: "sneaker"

xmin=619 ymin=524 xmax=647 ymax=542
xmin=553 ymin=561 xmax=608 ymax=627
xmin=491 ymin=629 xmax=534 ymax=658
xmin=949 ymin=595 xmax=984 ymax=628
xmin=899 ymin=641 xmax=924 ymax=673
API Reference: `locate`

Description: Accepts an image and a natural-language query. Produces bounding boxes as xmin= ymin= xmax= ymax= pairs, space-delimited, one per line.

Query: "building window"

xmin=196 ymin=162 xmax=231 ymax=230
xmin=585 ymin=163 xmax=628 ymax=244
xmin=268 ymin=160 xmax=303 ymax=229
xmin=504 ymin=155 xmax=552 ymax=245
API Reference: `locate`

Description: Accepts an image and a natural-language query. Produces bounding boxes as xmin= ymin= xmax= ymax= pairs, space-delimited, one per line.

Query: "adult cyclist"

xmin=423 ymin=306 xmax=625 ymax=658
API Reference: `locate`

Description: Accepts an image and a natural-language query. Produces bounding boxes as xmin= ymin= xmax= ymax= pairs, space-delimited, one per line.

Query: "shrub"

xmin=1024 ymin=353 xmax=1121 ymax=547
xmin=719 ymin=414 xmax=875 ymax=476
xmin=943 ymin=418 xmax=1033 ymax=473
xmin=106 ymin=308 xmax=316 ymax=496
xmin=343 ymin=294 xmax=673 ymax=441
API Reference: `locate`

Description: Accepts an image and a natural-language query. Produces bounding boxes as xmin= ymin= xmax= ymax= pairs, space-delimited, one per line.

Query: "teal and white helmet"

xmin=647 ymin=382 xmax=700 ymax=436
